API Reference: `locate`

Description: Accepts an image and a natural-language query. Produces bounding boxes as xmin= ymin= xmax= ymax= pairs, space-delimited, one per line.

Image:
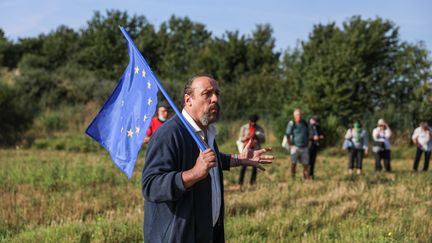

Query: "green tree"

xmin=77 ymin=10 xmax=150 ymax=79
xmin=295 ymin=16 xmax=429 ymax=125
xmin=0 ymin=28 xmax=23 ymax=69
xmin=41 ymin=25 xmax=80 ymax=70
xmin=156 ymin=15 xmax=212 ymax=81
xmin=246 ymin=24 xmax=280 ymax=74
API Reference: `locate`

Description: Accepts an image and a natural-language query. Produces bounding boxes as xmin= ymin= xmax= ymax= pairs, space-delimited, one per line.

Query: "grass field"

xmin=1 ymin=144 xmax=432 ymax=242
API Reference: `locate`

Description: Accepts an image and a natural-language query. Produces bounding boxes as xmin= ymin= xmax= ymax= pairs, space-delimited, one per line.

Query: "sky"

xmin=0 ymin=0 xmax=431 ymax=52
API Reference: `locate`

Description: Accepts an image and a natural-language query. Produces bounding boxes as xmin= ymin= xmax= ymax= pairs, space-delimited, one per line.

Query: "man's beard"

xmin=200 ymin=103 xmax=220 ymax=126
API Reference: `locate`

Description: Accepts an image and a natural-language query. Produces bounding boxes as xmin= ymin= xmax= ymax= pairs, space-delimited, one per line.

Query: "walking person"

xmin=308 ymin=116 xmax=324 ymax=179
xmin=412 ymin=122 xmax=432 ymax=172
xmin=372 ymin=119 xmax=392 ymax=172
xmin=345 ymin=121 xmax=368 ymax=175
xmin=285 ymin=109 xmax=310 ymax=179
xmin=238 ymin=114 xmax=266 ymax=187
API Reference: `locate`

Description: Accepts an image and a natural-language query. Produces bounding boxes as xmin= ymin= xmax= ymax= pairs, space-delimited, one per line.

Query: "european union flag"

xmin=86 ymin=27 xmax=159 ymax=179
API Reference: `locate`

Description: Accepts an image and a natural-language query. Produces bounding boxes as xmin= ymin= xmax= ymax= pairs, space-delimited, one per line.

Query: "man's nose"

xmin=210 ymin=93 xmax=219 ymax=103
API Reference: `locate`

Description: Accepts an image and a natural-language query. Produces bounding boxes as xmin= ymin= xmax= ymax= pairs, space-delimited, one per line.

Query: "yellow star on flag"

xmin=143 ymin=114 xmax=147 ymax=122
xmin=134 ymin=66 xmax=139 ymax=74
xmin=147 ymin=98 xmax=152 ymax=106
xmin=147 ymin=81 xmax=151 ymax=89
xmin=127 ymin=129 xmax=133 ymax=137
xmin=135 ymin=127 xmax=140 ymax=134
xmin=142 ymin=70 xmax=146 ymax=77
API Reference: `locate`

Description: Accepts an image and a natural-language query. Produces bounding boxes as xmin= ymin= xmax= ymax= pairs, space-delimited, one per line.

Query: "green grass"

xmin=1 ymin=146 xmax=431 ymax=242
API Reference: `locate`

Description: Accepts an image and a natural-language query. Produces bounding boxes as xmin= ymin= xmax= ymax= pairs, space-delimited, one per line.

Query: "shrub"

xmin=0 ymin=80 xmax=33 ymax=146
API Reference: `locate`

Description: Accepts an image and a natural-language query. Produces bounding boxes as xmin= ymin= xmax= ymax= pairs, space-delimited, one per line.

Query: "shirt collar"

xmin=181 ymin=109 xmax=217 ymax=141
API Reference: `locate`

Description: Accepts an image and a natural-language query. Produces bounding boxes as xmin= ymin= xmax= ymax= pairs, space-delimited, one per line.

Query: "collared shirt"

xmin=182 ymin=109 xmax=221 ymax=226
xmin=412 ymin=127 xmax=432 ymax=151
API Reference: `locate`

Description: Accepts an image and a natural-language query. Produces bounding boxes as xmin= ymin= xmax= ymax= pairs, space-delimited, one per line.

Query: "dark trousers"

xmin=238 ymin=165 xmax=257 ymax=185
xmin=375 ymin=150 xmax=391 ymax=172
xmin=349 ymin=148 xmax=364 ymax=169
xmin=413 ymin=147 xmax=431 ymax=171
xmin=212 ymin=214 xmax=225 ymax=243
xmin=309 ymin=144 xmax=318 ymax=178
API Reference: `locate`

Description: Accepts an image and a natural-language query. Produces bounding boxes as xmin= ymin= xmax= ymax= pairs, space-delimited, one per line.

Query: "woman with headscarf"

xmin=344 ymin=121 xmax=368 ymax=175
xmin=372 ymin=119 xmax=392 ymax=172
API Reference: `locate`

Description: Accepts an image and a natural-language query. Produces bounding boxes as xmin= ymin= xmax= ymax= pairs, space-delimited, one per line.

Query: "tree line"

xmin=0 ymin=10 xmax=431 ymax=146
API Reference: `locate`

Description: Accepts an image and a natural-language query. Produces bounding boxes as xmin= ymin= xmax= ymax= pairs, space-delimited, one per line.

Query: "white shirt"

xmin=182 ymin=109 xmax=221 ymax=226
xmin=372 ymin=127 xmax=391 ymax=150
xmin=412 ymin=127 xmax=432 ymax=151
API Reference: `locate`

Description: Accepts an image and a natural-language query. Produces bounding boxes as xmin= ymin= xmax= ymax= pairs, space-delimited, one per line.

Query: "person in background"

xmin=372 ymin=119 xmax=392 ymax=172
xmin=345 ymin=121 xmax=368 ymax=175
xmin=144 ymin=102 xmax=169 ymax=144
xmin=308 ymin=116 xmax=324 ymax=180
xmin=286 ymin=109 xmax=310 ymax=179
xmin=412 ymin=122 xmax=432 ymax=172
xmin=238 ymin=114 xmax=266 ymax=187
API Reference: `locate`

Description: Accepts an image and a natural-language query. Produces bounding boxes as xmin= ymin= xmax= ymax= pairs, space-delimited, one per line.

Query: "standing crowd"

xmin=280 ymin=108 xmax=431 ymax=181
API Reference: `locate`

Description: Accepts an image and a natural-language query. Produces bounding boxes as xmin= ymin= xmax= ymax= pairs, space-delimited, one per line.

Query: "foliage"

xmin=0 ymin=12 xmax=431 ymax=146
xmin=282 ymin=16 xmax=432 ymax=126
xmin=0 ymin=80 xmax=33 ymax=146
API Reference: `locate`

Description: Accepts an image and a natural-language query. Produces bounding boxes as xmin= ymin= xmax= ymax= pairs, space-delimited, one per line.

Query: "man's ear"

xmin=184 ymin=94 xmax=192 ymax=107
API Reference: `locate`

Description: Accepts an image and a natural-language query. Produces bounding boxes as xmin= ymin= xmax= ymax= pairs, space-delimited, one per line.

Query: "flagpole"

xmin=119 ymin=26 xmax=207 ymax=151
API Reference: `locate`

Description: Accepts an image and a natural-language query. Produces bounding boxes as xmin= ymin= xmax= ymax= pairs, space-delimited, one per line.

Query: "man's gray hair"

xmin=293 ymin=108 xmax=302 ymax=115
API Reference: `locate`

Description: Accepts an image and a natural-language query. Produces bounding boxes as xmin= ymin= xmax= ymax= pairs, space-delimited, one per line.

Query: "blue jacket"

xmin=142 ymin=115 xmax=231 ymax=242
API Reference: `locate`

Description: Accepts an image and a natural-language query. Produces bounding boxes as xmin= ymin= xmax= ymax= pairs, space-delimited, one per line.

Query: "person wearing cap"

xmin=344 ymin=121 xmax=368 ymax=175
xmin=237 ymin=114 xmax=266 ymax=187
xmin=372 ymin=119 xmax=392 ymax=172
xmin=308 ymin=116 xmax=324 ymax=179
xmin=412 ymin=122 xmax=432 ymax=172
xmin=144 ymin=102 xmax=170 ymax=144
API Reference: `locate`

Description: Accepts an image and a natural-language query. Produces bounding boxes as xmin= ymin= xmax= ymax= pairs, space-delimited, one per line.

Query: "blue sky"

xmin=0 ymin=0 xmax=431 ymax=52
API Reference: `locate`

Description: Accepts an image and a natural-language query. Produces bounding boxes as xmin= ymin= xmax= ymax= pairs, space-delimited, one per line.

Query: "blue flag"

xmin=86 ymin=27 xmax=159 ymax=179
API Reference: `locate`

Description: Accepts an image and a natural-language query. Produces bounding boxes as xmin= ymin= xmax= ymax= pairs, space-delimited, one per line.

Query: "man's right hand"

xmin=192 ymin=149 xmax=217 ymax=180
xmin=181 ymin=149 xmax=217 ymax=188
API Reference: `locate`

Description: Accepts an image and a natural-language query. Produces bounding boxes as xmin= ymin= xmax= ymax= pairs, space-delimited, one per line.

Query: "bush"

xmin=0 ymin=80 xmax=33 ymax=146
xmin=320 ymin=114 xmax=344 ymax=148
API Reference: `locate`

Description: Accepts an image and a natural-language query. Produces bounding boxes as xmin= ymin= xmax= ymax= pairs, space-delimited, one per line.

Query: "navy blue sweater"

xmin=142 ymin=115 xmax=231 ymax=242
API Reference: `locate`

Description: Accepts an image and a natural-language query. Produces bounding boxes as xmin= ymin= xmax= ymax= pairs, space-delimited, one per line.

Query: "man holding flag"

xmin=142 ymin=75 xmax=273 ymax=242
xmin=86 ymin=27 xmax=273 ymax=242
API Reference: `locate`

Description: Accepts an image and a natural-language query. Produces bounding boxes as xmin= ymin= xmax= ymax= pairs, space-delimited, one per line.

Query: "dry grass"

xmin=1 ymin=148 xmax=431 ymax=242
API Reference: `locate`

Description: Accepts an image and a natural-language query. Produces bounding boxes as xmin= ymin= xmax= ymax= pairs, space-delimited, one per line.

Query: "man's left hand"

xmin=238 ymin=140 xmax=274 ymax=171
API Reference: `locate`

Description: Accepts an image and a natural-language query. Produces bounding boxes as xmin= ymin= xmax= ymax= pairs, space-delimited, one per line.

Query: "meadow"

xmin=1 ymin=9 xmax=431 ymax=243
xmin=1 ymin=134 xmax=432 ymax=242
